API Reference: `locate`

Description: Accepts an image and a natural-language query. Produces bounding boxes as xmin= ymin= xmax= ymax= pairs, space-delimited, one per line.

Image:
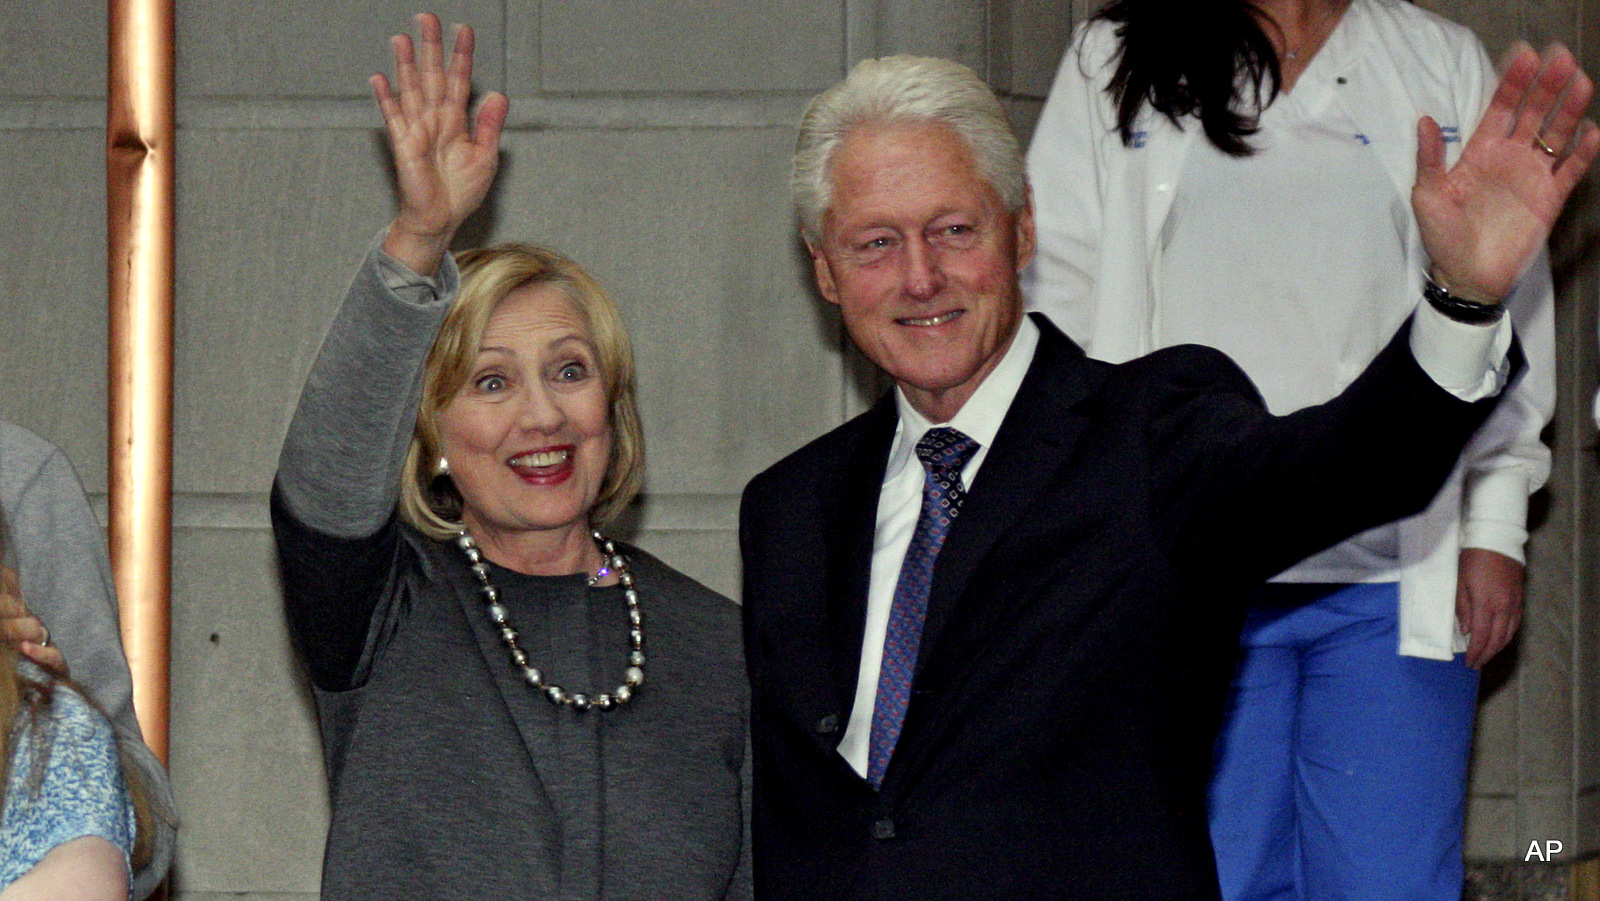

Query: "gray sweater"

xmin=273 ymin=247 xmax=751 ymax=900
xmin=0 ymin=419 xmax=177 ymax=898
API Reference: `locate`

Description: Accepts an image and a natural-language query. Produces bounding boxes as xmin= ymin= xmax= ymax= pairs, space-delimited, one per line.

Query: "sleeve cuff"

xmin=1460 ymin=466 xmax=1531 ymax=563
xmin=370 ymin=230 xmax=460 ymax=305
xmin=1408 ymin=301 xmax=1512 ymax=401
xmin=1460 ymin=520 xmax=1529 ymax=564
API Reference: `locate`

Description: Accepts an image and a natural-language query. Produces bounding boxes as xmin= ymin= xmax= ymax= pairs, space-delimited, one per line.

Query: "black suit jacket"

xmin=739 ymin=314 xmax=1506 ymax=900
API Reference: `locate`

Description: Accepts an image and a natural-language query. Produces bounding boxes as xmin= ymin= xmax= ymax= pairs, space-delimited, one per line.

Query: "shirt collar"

xmin=887 ymin=315 xmax=1040 ymax=476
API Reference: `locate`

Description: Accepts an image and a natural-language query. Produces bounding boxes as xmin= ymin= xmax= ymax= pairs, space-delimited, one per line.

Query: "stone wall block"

xmin=172 ymin=128 xmax=396 ymax=495
xmin=993 ymin=1 xmax=1075 ymax=99
xmin=1466 ymin=794 xmax=1520 ymax=861
xmin=1520 ymin=532 xmax=1577 ymax=793
xmin=1561 ymin=229 xmax=1600 ymax=859
xmin=874 ymin=0 xmax=988 ymax=72
xmin=0 ymin=0 xmax=106 ymax=98
xmin=523 ymin=0 xmax=842 ymax=94
xmin=168 ymin=527 xmax=329 ymax=894
xmin=1471 ymin=668 xmax=1520 ymax=800
xmin=630 ymin=523 xmax=740 ymax=602
xmin=0 ymin=130 xmax=110 ymax=482
xmin=179 ymin=0 xmax=506 ymax=98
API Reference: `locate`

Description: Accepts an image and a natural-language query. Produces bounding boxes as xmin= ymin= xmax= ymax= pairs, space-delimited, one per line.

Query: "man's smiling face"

xmin=809 ymin=119 xmax=1035 ymax=423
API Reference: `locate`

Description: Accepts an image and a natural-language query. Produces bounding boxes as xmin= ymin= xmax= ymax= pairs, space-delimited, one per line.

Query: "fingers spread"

xmin=416 ymin=12 xmax=446 ymax=103
xmin=447 ymin=24 xmax=476 ymax=106
xmin=371 ymin=73 xmax=401 ymax=128
xmin=1481 ymin=44 xmax=1542 ymax=140
xmin=385 ymin=15 xmax=486 ymax=135
xmin=1537 ymin=58 xmax=1591 ymax=154
xmin=474 ymin=91 xmax=510 ymax=151
xmin=1555 ymin=119 xmax=1600 ymax=190
xmin=1515 ymin=44 xmax=1581 ymax=147
xmin=391 ymin=32 xmax=419 ymax=118
xmin=1495 ymin=40 xmax=1535 ymax=79
xmin=1414 ymin=116 xmax=1446 ymax=187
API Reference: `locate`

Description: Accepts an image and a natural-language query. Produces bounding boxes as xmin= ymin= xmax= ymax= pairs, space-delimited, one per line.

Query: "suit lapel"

xmin=916 ymin=316 xmax=1097 ymax=674
xmin=823 ymin=395 xmax=898 ymax=714
xmin=436 ymin=544 xmax=562 ymax=815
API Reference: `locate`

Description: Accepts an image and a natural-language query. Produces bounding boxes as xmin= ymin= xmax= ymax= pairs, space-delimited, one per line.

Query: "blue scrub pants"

xmin=1207 ymin=582 xmax=1480 ymax=901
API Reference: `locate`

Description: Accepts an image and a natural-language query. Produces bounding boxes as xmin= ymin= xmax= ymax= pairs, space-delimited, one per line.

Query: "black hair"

xmin=1094 ymin=0 xmax=1281 ymax=155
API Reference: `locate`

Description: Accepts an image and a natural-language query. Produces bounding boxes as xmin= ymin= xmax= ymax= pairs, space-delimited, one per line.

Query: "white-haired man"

xmin=740 ymin=52 xmax=1594 ymax=899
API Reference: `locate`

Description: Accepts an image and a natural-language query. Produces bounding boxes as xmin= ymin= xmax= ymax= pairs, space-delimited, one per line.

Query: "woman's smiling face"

xmin=436 ymin=281 xmax=612 ymax=561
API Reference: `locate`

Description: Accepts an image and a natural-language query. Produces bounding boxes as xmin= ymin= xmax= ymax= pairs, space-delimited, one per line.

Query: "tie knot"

xmin=915 ymin=427 xmax=979 ymax=473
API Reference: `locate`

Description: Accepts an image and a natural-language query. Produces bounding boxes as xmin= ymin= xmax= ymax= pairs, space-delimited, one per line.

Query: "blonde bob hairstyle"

xmin=398 ymin=243 xmax=645 ymax=540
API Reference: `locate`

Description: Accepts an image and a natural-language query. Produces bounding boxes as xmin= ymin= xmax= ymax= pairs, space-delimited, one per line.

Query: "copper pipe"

xmin=107 ymin=0 xmax=174 ymax=765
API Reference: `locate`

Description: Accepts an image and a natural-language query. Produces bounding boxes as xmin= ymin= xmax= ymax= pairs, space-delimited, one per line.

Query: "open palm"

xmin=372 ymin=13 xmax=508 ymax=275
xmin=1413 ymin=44 xmax=1598 ymax=301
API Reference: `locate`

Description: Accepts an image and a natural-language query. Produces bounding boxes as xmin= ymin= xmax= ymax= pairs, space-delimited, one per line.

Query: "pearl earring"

xmin=435 ymin=456 xmax=451 ymax=476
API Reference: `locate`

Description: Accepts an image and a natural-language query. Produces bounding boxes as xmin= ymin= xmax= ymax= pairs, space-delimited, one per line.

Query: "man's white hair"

xmin=791 ymin=55 xmax=1028 ymax=243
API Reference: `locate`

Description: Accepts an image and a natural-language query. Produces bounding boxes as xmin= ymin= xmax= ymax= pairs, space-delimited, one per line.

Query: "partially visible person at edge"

xmin=0 ymin=419 xmax=176 ymax=898
xmin=738 ymin=45 xmax=1595 ymax=900
xmin=1023 ymin=1 xmax=1556 ymax=896
xmin=271 ymin=15 xmax=748 ymax=900
xmin=0 ymin=502 xmax=160 ymax=900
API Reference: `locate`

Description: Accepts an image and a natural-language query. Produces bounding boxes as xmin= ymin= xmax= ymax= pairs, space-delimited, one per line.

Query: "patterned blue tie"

xmin=867 ymin=426 xmax=980 ymax=788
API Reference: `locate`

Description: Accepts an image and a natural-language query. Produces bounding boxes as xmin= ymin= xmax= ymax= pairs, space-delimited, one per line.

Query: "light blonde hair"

xmin=399 ymin=243 xmax=645 ymax=539
xmin=792 ymin=55 xmax=1027 ymax=243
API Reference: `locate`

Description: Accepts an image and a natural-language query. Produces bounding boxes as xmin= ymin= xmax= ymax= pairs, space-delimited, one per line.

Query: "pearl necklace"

xmin=455 ymin=530 xmax=644 ymax=712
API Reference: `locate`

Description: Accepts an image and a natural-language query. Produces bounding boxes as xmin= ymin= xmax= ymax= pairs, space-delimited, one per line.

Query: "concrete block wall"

xmin=0 ymin=0 xmax=1593 ymax=895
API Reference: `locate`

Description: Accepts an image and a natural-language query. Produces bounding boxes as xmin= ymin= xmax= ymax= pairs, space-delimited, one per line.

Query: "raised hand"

xmin=373 ymin=13 xmax=509 ymax=276
xmin=1413 ymin=43 xmax=1599 ymax=302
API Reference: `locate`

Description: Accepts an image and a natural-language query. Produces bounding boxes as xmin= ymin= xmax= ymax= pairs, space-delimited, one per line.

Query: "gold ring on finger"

xmin=1535 ymin=132 xmax=1559 ymax=156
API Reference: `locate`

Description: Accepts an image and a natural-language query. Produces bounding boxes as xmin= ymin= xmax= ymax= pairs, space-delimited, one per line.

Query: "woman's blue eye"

xmin=558 ymin=363 xmax=586 ymax=382
xmin=476 ymin=375 xmax=506 ymax=392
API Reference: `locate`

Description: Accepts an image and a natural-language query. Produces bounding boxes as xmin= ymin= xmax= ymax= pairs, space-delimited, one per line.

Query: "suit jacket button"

xmin=815 ymin=714 xmax=839 ymax=734
xmin=872 ymin=818 xmax=896 ymax=840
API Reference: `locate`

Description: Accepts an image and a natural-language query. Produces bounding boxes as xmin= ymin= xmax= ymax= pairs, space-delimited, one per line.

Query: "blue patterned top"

xmin=1 ymin=663 xmax=135 ymax=894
